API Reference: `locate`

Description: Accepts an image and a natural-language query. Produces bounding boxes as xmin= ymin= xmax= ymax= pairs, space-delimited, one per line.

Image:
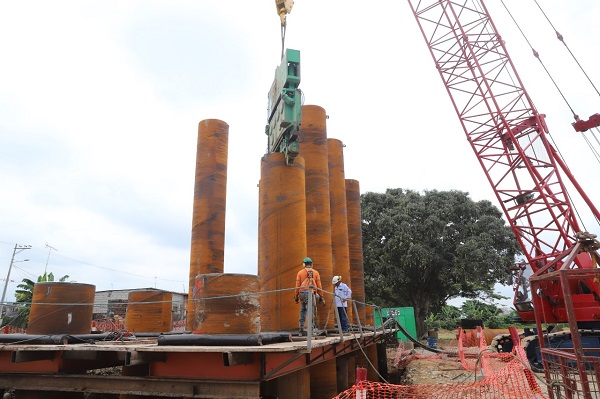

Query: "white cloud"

xmin=0 ymin=0 xmax=599 ymax=310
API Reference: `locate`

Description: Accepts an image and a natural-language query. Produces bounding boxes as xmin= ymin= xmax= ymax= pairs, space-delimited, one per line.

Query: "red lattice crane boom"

xmin=406 ymin=0 xmax=600 ymax=326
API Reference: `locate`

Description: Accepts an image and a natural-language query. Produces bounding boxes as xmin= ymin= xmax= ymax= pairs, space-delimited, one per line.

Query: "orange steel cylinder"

xmin=27 ymin=282 xmax=95 ymax=335
xmin=328 ymin=138 xmax=352 ymax=322
xmin=270 ymin=368 xmax=310 ymax=398
xmin=187 ymin=119 xmax=229 ymax=330
xmin=482 ymin=328 xmax=511 ymax=345
xmin=299 ymin=105 xmax=334 ymax=328
xmin=125 ymin=290 xmax=172 ymax=333
xmin=347 ymin=355 xmax=357 ymax=388
xmin=192 ymin=273 xmax=260 ymax=334
xmin=346 ymin=179 xmax=367 ymax=325
xmin=258 ymin=153 xmax=307 ymax=332
xmin=310 ymin=358 xmax=338 ymax=399
xmin=356 ymin=344 xmax=379 ymax=382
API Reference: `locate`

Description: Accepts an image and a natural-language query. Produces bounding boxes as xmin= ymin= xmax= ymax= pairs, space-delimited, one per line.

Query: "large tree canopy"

xmin=361 ymin=189 xmax=521 ymax=336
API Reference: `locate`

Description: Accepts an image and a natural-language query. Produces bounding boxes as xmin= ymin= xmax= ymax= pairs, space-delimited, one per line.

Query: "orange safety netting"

xmin=335 ymin=326 xmax=546 ymax=399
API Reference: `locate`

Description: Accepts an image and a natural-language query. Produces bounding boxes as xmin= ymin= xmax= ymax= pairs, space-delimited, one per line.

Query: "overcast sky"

xmin=1 ymin=1 xmax=599 ymax=308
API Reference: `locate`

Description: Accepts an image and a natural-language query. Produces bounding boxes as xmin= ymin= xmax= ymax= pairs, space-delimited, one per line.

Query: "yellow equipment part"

xmin=275 ymin=0 xmax=294 ymax=26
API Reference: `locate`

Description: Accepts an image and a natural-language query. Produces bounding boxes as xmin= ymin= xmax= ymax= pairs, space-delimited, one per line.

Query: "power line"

xmin=0 ymin=241 xmax=186 ymax=285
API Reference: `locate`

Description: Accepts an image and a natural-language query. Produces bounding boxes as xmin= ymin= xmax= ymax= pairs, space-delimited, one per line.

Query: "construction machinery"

xmin=264 ymin=1 xmax=303 ymax=166
xmin=407 ymin=0 xmax=600 ymax=384
xmin=266 ymin=48 xmax=302 ymax=165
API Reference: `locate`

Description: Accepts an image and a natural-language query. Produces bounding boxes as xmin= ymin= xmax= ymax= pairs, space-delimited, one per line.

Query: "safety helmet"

xmin=332 ymin=276 xmax=341 ymax=284
xmin=303 ymin=257 xmax=313 ymax=265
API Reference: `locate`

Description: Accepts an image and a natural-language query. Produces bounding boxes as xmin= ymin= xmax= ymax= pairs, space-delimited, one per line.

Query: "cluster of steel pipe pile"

xmin=187 ymin=105 xmax=372 ymax=335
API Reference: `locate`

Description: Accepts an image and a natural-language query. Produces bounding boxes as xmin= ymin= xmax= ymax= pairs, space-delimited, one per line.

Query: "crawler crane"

xmin=407 ymin=0 xmax=600 ymax=392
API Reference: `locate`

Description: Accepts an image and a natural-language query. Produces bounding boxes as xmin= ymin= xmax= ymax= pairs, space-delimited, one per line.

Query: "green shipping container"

xmin=374 ymin=307 xmax=417 ymax=341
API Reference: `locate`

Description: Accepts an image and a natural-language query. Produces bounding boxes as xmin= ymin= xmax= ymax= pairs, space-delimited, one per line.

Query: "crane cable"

xmin=532 ymin=0 xmax=600 ymax=99
xmin=499 ymin=0 xmax=578 ymax=120
xmin=498 ymin=0 xmax=600 ymax=230
xmin=532 ymin=0 xmax=600 ymax=155
xmin=275 ymin=0 xmax=292 ymax=59
xmin=529 ymin=0 xmax=600 ymax=227
xmin=280 ymin=24 xmax=286 ymax=60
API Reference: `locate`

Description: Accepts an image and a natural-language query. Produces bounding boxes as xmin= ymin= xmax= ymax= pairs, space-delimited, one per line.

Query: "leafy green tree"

xmin=8 ymin=272 xmax=71 ymax=329
xmin=425 ymin=300 xmax=520 ymax=331
xmin=461 ymin=299 xmax=514 ymax=328
xmin=361 ymin=189 xmax=521 ymax=336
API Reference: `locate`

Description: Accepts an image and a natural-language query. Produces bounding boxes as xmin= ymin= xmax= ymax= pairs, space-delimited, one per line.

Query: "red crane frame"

xmin=406 ymin=0 xmax=600 ymax=323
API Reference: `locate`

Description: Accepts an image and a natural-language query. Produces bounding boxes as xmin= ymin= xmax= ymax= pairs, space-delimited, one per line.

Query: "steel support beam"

xmin=0 ymin=374 xmax=260 ymax=398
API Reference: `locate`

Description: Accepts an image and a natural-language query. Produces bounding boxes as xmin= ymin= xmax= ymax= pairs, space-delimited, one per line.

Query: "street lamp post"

xmin=0 ymin=244 xmax=31 ymax=323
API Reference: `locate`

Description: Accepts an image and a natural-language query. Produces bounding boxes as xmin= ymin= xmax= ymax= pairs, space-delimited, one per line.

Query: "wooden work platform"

xmin=0 ymin=330 xmax=388 ymax=398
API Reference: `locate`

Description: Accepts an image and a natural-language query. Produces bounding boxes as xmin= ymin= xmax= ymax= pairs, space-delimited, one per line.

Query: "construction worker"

xmin=294 ymin=257 xmax=323 ymax=335
xmin=332 ymin=276 xmax=352 ymax=333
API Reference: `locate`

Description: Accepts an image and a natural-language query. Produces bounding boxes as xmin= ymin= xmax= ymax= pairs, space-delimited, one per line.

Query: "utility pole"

xmin=1 ymin=244 xmax=31 ymax=323
xmin=44 ymin=242 xmax=57 ymax=274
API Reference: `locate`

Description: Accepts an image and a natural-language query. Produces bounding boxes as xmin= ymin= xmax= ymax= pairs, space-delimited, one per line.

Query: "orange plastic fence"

xmin=0 ymin=325 xmax=26 ymax=334
xmin=335 ymin=326 xmax=546 ymax=399
xmin=91 ymin=317 xmax=125 ymax=332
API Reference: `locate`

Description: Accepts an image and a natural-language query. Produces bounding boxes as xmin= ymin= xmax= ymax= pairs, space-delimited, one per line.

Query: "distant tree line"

xmin=425 ymin=300 xmax=522 ymax=332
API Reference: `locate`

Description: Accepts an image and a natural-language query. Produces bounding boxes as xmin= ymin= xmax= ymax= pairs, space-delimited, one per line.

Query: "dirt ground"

xmin=385 ymin=333 xmax=477 ymax=386
xmin=385 ymin=331 xmax=551 ymax=397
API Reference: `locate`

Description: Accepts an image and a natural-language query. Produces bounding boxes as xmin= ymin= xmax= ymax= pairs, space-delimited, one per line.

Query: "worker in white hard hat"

xmin=332 ymin=275 xmax=352 ymax=333
xmin=294 ymin=257 xmax=323 ymax=335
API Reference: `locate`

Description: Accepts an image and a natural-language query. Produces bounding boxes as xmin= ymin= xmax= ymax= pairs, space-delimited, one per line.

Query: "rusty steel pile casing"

xmin=125 ymin=290 xmax=172 ymax=333
xmin=258 ymin=152 xmax=307 ymax=332
xmin=346 ymin=179 xmax=367 ymax=325
xmin=327 ymin=138 xmax=352 ymax=323
xmin=122 ymin=291 xmax=173 ymax=399
xmin=310 ymin=358 xmax=338 ymax=399
xmin=346 ymin=355 xmax=357 ymax=390
xmin=192 ymin=273 xmax=260 ymax=334
xmin=298 ymin=105 xmax=334 ymax=327
xmin=263 ymin=368 xmax=310 ymax=397
xmin=481 ymin=328 xmax=512 ymax=345
xmin=27 ymin=282 xmax=95 ymax=335
xmin=364 ymin=344 xmax=379 ymax=381
xmin=188 ymin=119 xmax=229 ymax=330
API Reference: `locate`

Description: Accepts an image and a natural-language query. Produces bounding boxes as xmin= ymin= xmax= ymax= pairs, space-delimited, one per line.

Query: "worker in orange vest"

xmin=294 ymin=257 xmax=324 ymax=335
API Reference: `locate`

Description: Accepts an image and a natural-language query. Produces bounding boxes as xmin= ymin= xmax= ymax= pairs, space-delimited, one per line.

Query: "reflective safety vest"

xmin=295 ymin=267 xmax=322 ymax=295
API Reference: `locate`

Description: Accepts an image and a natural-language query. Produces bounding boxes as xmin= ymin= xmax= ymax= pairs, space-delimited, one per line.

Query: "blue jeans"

xmin=336 ymin=307 xmax=349 ymax=332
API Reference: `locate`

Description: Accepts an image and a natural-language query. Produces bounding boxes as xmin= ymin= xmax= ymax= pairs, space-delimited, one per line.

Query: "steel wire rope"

xmin=280 ymin=24 xmax=286 ymax=60
xmin=532 ymin=0 xmax=600 ymax=99
xmin=502 ymin=0 xmax=600 ymax=168
xmin=345 ymin=317 xmax=450 ymax=386
xmin=4 ymin=292 xmax=99 ymax=330
xmin=543 ymin=129 xmax=595 ymax=232
xmin=499 ymin=0 xmax=577 ymax=119
xmin=530 ymin=0 xmax=600 ymax=227
xmin=3 ymin=286 xmax=317 ymax=307
xmin=497 ymin=1 xmax=599 ymax=236
xmin=1 ymin=284 xmax=387 ymax=336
